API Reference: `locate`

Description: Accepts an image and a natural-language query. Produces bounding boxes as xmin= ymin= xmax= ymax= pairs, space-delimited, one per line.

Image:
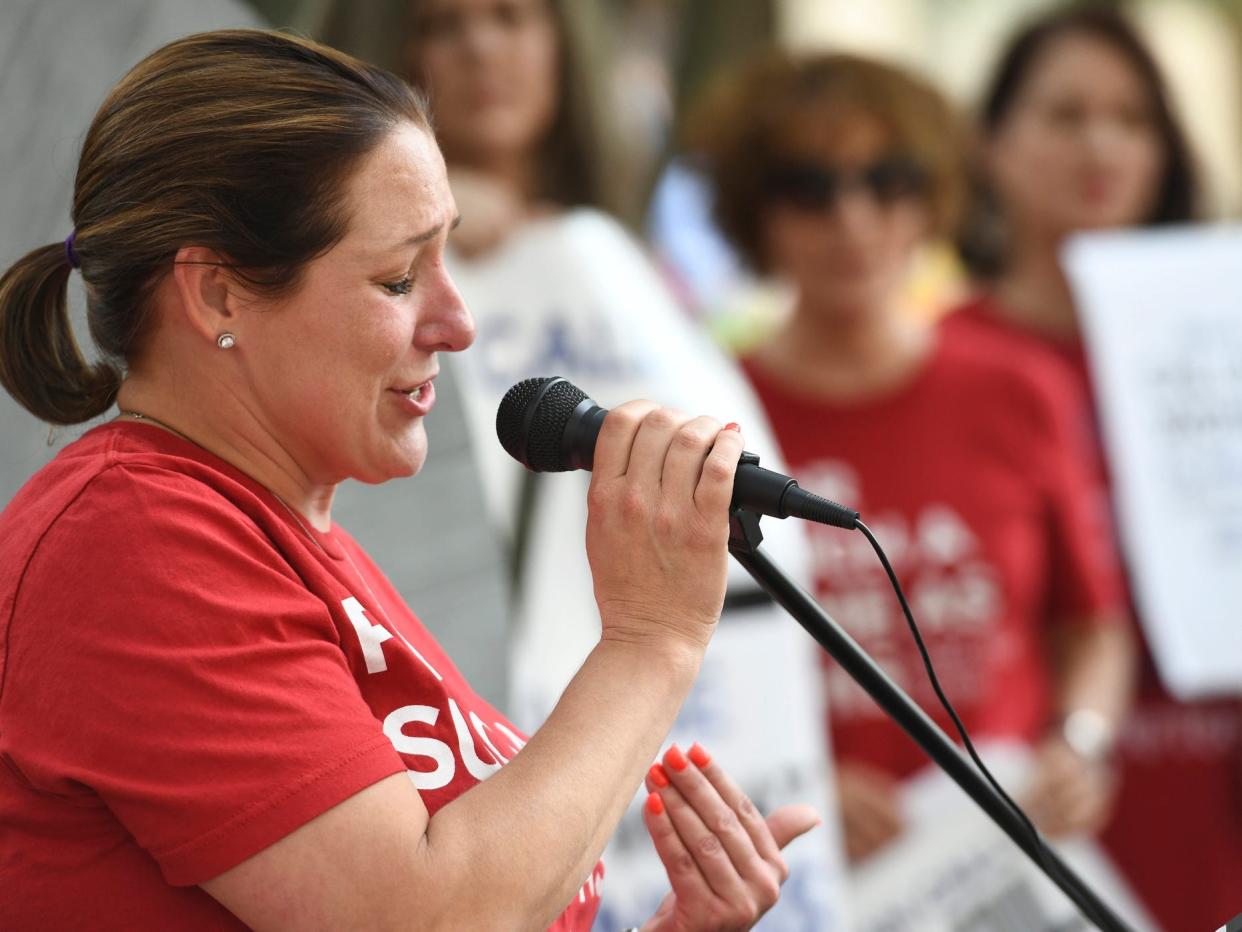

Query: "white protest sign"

xmin=849 ymin=744 xmax=1156 ymax=931
xmin=448 ymin=209 xmax=849 ymax=931
xmin=1064 ymin=225 xmax=1242 ymax=699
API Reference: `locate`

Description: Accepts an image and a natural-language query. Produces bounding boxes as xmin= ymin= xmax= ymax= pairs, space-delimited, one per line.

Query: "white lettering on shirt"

xmin=342 ymin=596 xmax=394 ymax=674
xmin=469 ymin=710 xmax=511 ymax=765
xmin=342 ymin=595 xmax=443 ymax=681
xmin=383 ymin=704 xmax=456 ymax=790
xmin=492 ymin=721 xmax=528 ymax=755
xmin=448 ymin=699 xmax=503 ymax=780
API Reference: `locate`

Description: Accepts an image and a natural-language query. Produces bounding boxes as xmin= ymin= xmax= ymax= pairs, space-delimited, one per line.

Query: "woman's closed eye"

xmin=382 ymin=276 xmax=414 ymax=296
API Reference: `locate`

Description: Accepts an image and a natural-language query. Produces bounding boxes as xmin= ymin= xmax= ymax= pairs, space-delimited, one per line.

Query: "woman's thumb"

xmin=765 ymin=804 xmax=822 ymax=848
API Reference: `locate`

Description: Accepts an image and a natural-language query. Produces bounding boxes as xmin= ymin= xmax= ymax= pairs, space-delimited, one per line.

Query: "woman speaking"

xmin=0 ymin=30 xmax=815 ymax=930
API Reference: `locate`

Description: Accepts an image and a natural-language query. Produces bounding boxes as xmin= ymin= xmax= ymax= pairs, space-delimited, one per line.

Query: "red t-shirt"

xmin=743 ymin=327 xmax=1125 ymax=780
xmin=947 ymin=293 xmax=1242 ymax=932
xmin=946 ymin=295 xmax=1107 ymax=472
xmin=0 ymin=422 xmax=601 ymax=930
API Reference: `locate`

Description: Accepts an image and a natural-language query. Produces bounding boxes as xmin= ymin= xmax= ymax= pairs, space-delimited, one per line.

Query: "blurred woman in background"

xmin=402 ymin=0 xmax=616 ymax=256
xmin=698 ymin=49 xmax=1135 ymax=866
xmin=949 ymin=6 xmax=1242 ymax=929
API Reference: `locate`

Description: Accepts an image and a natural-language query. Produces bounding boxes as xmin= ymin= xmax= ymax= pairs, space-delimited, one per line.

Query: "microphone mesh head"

xmin=496 ymin=377 xmax=589 ymax=472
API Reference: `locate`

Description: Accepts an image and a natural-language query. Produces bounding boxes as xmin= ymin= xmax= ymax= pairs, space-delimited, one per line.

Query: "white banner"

xmin=448 ymin=209 xmax=849 ymax=930
xmin=1064 ymin=225 xmax=1242 ymax=700
xmin=849 ymin=744 xmax=1157 ymax=932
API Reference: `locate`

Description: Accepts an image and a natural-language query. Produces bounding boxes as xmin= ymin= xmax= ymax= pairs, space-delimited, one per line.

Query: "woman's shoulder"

xmin=931 ymin=318 xmax=1090 ymax=440
xmin=0 ymin=422 xmax=287 ymax=594
xmin=937 ymin=310 xmax=1081 ymax=391
xmin=942 ymin=292 xmax=1085 ymax=386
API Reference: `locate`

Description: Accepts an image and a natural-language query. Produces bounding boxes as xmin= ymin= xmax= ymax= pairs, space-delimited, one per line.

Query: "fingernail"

xmin=646 ymin=791 xmax=665 ymax=816
xmin=688 ymin=743 xmax=711 ymax=768
xmin=648 ymin=763 xmax=670 ymax=788
xmin=664 ymin=745 xmax=688 ymax=772
xmin=723 ymin=422 xmax=741 ymax=432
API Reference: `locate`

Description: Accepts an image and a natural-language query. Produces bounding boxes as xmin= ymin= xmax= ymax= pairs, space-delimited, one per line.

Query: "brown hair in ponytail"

xmin=0 ymin=245 xmax=121 ymax=424
xmin=0 ymin=29 xmax=430 ymax=425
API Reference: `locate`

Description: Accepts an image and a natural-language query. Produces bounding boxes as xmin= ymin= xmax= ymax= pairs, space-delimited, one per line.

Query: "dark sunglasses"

xmin=763 ymin=156 xmax=930 ymax=211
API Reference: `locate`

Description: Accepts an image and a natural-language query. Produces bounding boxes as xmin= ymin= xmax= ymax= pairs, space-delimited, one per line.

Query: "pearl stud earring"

xmin=217 ymin=332 xmax=236 ymax=350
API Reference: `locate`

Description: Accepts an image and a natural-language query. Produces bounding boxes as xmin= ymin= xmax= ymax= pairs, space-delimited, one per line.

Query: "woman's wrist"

xmin=596 ymin=626 xmax=704 ymax=685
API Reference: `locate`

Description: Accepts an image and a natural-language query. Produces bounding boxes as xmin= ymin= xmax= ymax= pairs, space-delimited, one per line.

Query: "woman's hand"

xmin=1021 ymin=734 xmax=1117 ymax=837
xmin=587 ymin=405 xmax=744 ymax=659
xmin=835 ymin=760 xmax=904 ymax=864
xmin=639 ymin=743 xmax=820 ymax=931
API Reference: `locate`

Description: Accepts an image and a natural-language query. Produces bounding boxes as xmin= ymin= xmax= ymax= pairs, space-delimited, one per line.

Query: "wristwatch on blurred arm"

xmin=1060 ymin=707 xmax=1117 ymax=762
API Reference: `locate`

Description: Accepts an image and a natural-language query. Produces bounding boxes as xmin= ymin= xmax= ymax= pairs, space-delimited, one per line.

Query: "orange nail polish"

xmin=646 ymin=792 xmax=665 ymax=816
xmin=723 ymin=422 xmax=741 ymax=432
xmin=688 ymin=743 xmax=711 ymax=768
xmin=648 ymin=763 xmax=670 ymax=787
xmin=664 ymin=745 xmax=688 ymax=772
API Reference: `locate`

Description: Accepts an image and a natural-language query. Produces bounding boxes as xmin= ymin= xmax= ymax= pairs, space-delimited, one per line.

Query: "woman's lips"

xmin=389 ymin=379 xmax=436 ymax=416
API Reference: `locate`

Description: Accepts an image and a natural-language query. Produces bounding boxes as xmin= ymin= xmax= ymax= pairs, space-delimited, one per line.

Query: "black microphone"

xmin=495 ymin=376 xmax=859 ymax=529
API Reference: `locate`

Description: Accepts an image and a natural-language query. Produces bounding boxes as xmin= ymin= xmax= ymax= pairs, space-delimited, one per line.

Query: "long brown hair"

xmin=960 ymin=4 xmax=1198 ymax=277
xmin=0 ymin=29 xmax=429 ymax=425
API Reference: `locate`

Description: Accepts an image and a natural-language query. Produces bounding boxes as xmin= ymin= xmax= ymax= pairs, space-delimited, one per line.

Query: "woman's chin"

xmin=351 ymin=430 xmax=428 ymax=485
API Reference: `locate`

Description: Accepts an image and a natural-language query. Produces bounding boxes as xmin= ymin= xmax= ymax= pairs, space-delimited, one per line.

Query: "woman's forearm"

xmin=1053 ymin=617 xmax=1136 ymax=742
xmin=422 ymin=634 xmax=702 ymax=929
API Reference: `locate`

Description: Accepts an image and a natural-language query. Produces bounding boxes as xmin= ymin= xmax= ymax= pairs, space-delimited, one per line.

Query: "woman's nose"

xmin=416 ymin=270 xmax=476 ymax=353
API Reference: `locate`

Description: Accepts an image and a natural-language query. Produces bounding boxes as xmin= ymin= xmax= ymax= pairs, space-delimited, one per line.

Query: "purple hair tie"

xmin=64 ymin=231 xmax=80 ymax=270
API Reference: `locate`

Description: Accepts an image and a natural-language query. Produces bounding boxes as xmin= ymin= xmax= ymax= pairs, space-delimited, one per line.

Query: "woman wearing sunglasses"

xmin=696 ymin=51 xmax=1134 ymax=866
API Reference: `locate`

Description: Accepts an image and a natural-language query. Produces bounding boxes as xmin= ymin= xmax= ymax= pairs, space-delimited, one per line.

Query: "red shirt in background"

xmin=0 ymin=422 xmax=601 ymax=931
xmin=947 ymin=293 xmax=1242 ymax=932
xmin=743 ymin=324 xmax=1125 ymax=780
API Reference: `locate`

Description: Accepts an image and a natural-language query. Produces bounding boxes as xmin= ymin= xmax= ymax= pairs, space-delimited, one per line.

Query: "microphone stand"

xmin=726 ymin=507 xmax=1133 ymax=932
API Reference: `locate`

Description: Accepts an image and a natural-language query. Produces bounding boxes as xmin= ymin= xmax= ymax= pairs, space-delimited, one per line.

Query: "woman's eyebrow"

xmin=401 ymin=214 xmax=463 ymax=247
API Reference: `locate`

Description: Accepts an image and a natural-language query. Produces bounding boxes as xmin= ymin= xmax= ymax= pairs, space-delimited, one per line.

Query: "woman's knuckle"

xmin=674 ymin=424 xmax=704 ymax=451
xmin=757 ymin=873 xmax=781 ymax=906
xmin=703 ymin=454 xmax=734 ymax=484
xmin=737 ymin=794 xmax=758 ymax=820
xmin=620 ymin=486 xmax=647 ymax=519
xmin=672 ymin=852 xmax=695 ymax=875
xmin=740 ymin=895 xmax=762 ymax=923
xmin=714 ymin=810 xmax=741 ymax=835
xmin=586 ymin=483 xmax=611 ymax=511
xmin=605 ymin=406 xmax=640 ymax=432
xmin=696 ymin=834 xmax=723 ymax=857
xmin=646 ymin=407 xmax=680 ymax=431
xmin=773 ymin=854 xmax=790 ymax=883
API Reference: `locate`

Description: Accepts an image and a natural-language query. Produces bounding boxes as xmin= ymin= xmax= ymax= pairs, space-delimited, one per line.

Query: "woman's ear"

xmin=170 ymin=246 xmax=246 ymax=347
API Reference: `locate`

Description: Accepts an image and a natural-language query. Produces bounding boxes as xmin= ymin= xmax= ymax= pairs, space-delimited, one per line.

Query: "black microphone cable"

xmin=853 ymin=519 xmax=1063 ymax=891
